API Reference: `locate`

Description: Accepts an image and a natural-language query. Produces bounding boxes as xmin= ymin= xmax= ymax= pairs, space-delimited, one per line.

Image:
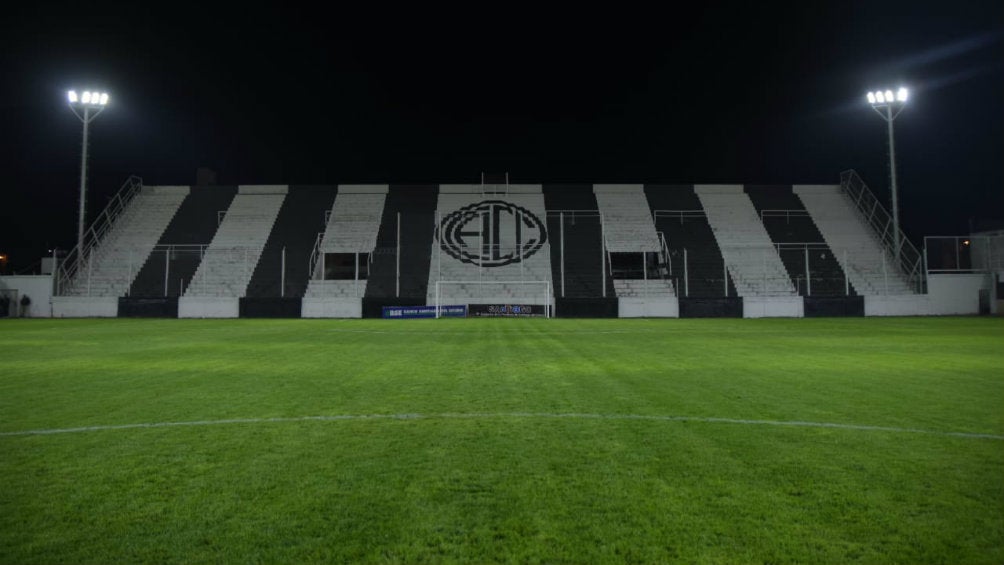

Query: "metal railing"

xmin=56 ymin=175 xmax=144 ymax=295
xmin=653 ymin=209 xmax=706 ymax=224
xmin=840 ymin=170 xmax=925 ymax=293
xmin=760 ymin=209 xmax=811 ymax=222
xmin=308 ymin=243 xmax=375 ymax=282
xmin=308 ymin=232 xmax=324 ymax=279
xmin=925 ymin=235 xmax=1004 ymax=274
xmin=657 ymin=232 xmax=671 ymax=277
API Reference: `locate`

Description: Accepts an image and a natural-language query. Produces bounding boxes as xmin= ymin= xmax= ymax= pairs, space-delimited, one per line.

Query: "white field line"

xmin=1 ymin=412 xmax=1001 ymax=440
xmin=324 ymin=329 xmax=656 ymax=335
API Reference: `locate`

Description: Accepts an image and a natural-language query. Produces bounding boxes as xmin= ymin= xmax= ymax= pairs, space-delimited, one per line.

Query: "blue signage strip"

xmin=382 ymin=305 xmax=467 ymax=319
xmin=468 ymin=304 xmax=547 ymax=317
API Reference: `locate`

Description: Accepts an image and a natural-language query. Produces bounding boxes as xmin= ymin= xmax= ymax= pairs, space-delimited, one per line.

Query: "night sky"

xmin=2 ymin=2 xmax=1002 ymax=271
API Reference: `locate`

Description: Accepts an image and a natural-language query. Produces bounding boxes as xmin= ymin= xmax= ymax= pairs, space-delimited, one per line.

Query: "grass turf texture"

xmin=0 ymin=317 xmax=1002 ymax=564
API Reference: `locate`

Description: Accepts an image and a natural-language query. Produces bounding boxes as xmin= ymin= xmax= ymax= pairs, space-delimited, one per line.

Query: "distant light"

xmin=81 ymin=91 xmax=92 ymax=104
xmin=896 ymin=87 xmax=908 ymax=102
xmin=867 ymin=92 xmax=876 ymax=104
xmin=875 ymin=91 xmax=886 ymax=103
xmin=963 ymin=240 xmax=971 ymax=246
xmin=99 ymin=93 xmax=109 ymax=105
xmin=68 ymin=90 xmax=78 ymax=103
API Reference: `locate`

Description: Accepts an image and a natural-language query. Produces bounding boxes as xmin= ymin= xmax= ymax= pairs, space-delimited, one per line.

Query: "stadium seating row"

xmin=59 ymin=182 xmax=918 ymax=315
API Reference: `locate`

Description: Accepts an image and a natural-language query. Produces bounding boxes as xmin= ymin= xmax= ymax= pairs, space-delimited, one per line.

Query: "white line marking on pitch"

xmin=1 ymin=413 xmax=1001 ymax=440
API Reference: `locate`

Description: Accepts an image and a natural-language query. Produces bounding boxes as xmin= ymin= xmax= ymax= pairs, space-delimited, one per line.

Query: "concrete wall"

xmin=51 ymin=296 xmax=118 ymax=317
xmin=864 ymin=273 xmax=990 ymax=316
xmin=743 ymin=296 xmax=804 ymax=318
xmin=863 ymin=294 xmax=932 ymax=316
xmin=178 ymin=297 xmax=240 ymax=318
xmin=302 ymin=297 xmax=362 ymax=318
xmin=926 ymin=273 xmax=991 ymax=315
xmin=0 ymin=275 xmax=54 ymax=317
xmin=618 ymin=297 xmax=679 ymax=318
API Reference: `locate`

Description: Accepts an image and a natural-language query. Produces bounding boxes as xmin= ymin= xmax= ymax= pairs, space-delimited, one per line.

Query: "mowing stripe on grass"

xmin=2 ymin=413 xmax=1001 ymax=440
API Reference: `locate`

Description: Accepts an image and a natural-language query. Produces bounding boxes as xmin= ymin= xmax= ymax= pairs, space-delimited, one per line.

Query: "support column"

xmin=804 ymin=246 xmax=811 ymax=297
xmin=560 ymin=212 xmax=565 ymax=298
xmin=76 ymin=108 xmax=91 ymax=254
xmin=396 ymin=212 xmax=401 ymax=298
xmin=164 ymin=248 xmax=170 ymax=297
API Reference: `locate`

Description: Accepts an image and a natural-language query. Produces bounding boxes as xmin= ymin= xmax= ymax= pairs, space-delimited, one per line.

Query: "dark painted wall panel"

xmin=679 ymin=297 xmax=744 ymax=318
xmin=246 ymin=186 xmax=337 ymax=298
xmin=239 ymin=297 xmax=302 ymax=318
xmin=129 ymin=186 xmax=238 ymax=297
xmin=366 ymin=185 xmax=439 ymax=299
xmin=118 ymin=297 xmax=178 ymax=318
xmin=803 ymin=296 xmax=865 ymax=317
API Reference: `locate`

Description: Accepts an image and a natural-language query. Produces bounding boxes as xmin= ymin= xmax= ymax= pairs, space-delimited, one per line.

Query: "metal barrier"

xmin=840 ymin=170 xmax=925 ymax=293
xmin=925 ymin=235 xmax=1004 ymax=274
xmin=56 ymin=176 xmax=143 ymax=295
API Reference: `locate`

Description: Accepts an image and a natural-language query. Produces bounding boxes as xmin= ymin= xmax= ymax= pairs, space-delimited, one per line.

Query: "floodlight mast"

xmin=67 ymin=89 xmax=109 ymax=255
xmin=866 ymin=87 xmax=908 ymax=264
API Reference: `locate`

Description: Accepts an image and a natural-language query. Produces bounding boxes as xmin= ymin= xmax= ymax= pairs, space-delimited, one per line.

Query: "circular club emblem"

xmin=437 ymin=200 xmax=548 ymax=267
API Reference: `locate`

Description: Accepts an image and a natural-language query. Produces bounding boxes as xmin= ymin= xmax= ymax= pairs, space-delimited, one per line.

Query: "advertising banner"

xmin=382 ymin=305 xmax=467 ymax=319
xmin=468 ymin=304 xmax=547 ymax=317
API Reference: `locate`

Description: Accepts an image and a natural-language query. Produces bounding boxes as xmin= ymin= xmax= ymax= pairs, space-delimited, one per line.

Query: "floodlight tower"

xmin=866 ymin=87 xmax=908 ymax=263
xmin=67 ymin=89 xmax=110 ymax=254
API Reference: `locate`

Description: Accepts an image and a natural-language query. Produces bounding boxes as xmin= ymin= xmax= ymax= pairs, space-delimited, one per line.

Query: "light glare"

xmin=99 ymin=93 xmax=109 ymax=105
xmin=82 ymin=91 xmax=92 ymax=104
xmin=68 ymin=90 xmax=78 ymax=103
xmin=867 ymin=92 xmax=876 ymax=104
xmin=876 ymin=91 xmax=885 ymax=103
xmin=897 ymin=87 xmax=908 ymax=102
xmin=884 ymin=90 xmax=894 ymax=102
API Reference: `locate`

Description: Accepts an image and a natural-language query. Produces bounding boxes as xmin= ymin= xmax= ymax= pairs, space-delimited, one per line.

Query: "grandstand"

xmin=41 ymin=172 xmax=999 ymax=318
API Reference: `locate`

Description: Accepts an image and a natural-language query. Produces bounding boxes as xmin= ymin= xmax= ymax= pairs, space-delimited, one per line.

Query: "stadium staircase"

xmin=129 ymin=185 xmax=238 ymax=297
xmin=427 ymin=184 xmax=554 ymax=306
xmin=184 ymin=186 xmax=286 ymax=297
xmin=744 ymin=186 xmax=854 ymax=296
xmin=245 ymin=186 xmax=337 ymax=298
xmin=593 ymin=185 xmax=675 ymax=298
xmin=63 ymin=185 xmax=188 ymax=296
xmin=304 ymin=186 xmax=388 ymax=299
xmin=542 ymin=185 xmax=612 ymax=298
xmin=645 ymin=185 xmax=737 ymax=298
xmin=794 ymin=183 xmax=915 ymax=295
xmin=365 ymin=185 xmax=438 ymax=300
xmin=695 ymin=185 xmax=795 ymax=296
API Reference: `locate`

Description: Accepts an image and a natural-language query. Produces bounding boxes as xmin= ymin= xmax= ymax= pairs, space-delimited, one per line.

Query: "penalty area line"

xmin=0 ymin=413 xmax=1001 ymax=440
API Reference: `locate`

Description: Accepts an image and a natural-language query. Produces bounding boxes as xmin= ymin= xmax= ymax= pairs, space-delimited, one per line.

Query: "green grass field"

xmin=1 ymin=317 xmax=1002 ymax=564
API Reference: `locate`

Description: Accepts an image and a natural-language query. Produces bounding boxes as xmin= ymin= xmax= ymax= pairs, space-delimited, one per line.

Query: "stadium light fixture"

xmin=67 ymin=88 xmax=110 ymax=254
xmin=866 ymin=85 xmax=909 ymax=264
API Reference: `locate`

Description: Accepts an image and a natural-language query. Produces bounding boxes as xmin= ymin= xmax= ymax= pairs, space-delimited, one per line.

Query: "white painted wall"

xmin=926 ymin=273 xmax=991 ymax=315
xmin=864 ymin=295 xmax=932 ymax=316
xmin=743 ymin=297 xmax=804 ymax=318
xmin=178 ymin=297 xmax=240 ymax=318
xmin=301 ymin=298 xmax=362 ymax=318
xmin=863 ymin=273 xmax=990 ymax=316
xmin=0 ymin=275 xmax=54 ymax=317
xmin=618 ymin=297 xmax=679 ymax=318
xmin=51 ymin=296 xmax=118 ymax=318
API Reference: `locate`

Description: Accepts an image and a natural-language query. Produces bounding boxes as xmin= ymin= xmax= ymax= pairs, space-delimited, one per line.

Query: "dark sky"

xmin=2 ymin=2 xmax=1002 ymax=271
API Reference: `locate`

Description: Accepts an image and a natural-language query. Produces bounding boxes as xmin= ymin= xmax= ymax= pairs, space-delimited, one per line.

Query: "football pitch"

xmin=1 ymin=317 xmax=1002 ymax=564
